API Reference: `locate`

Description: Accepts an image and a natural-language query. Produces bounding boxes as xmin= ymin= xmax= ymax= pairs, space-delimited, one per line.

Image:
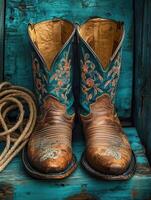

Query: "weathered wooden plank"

xmin=0 ymin=128 xmax=151 ymax=200
xmin=134 ymin=0 xmax=151 ymax=164
xmin=4 ymin=0 xmax=134 ymax=118
xmin=0 ymin=0 xmax=5 ymax=81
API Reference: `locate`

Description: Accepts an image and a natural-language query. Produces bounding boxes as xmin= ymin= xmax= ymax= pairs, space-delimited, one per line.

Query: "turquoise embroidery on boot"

xmin=48 ymin=45 xmax=74 ymax=115
xmin=32 ymin=56 xmax=49 ymax=104
xmin=79 ymin=41 xmax=122 ymax=115
xmin=32 ymin=43 xmax=74 ymax=115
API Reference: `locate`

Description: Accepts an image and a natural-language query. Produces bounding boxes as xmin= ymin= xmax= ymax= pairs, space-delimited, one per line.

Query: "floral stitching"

xmin=49 ymin=47 xmax=72 ymax=102
xmin=80 ymin=48 xmax=121 ymax=105
xmin=105 ymin=147 xmax=121 ymax=160
xmin=81 ymin=50 xmax=103 ymax=103
xmin=32 ymin=46 xmax=72 ymax=106
xmin=32 ymin=57 xmax=48 ymax=104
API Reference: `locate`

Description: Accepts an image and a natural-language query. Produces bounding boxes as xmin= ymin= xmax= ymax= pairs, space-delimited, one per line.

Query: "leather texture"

xmin=81 ymin=94 xmax=132 ymax=175
xmin=78 ymin=18 xmax=134 ymax=176
xmin=25 ymin=19 xmax=77 ymax=177
xmin=27 ymin=96 xmax=74 ymax=173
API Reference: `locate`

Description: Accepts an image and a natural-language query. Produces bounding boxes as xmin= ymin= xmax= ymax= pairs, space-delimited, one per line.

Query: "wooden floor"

xmin=0 ymin=128 xmax=151 ymax=200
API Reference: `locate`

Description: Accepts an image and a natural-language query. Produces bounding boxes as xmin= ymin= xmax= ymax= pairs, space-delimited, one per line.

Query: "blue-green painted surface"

xmin=4 ymin=2 xmax=151 ymax=199
xmin=0 ymin=128 xmax=151 ymax=200
xmin=4 ymin=0 xmax=133 ymax=118
xmin=134 ymin=0 xmax=151 ymax=164
xmin=0 ymin=0 xmax=5 ymax=81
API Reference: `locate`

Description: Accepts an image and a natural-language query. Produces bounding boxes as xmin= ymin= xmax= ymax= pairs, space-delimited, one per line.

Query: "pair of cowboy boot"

xmin=22 ymin=18 xmax=136 ymax=180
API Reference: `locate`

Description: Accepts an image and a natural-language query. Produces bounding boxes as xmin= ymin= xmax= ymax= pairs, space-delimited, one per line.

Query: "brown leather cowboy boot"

xmin=77 ymin=18 xmax=136 ymax=180
xmin=22 ymin=19 xmax=77 ymax=179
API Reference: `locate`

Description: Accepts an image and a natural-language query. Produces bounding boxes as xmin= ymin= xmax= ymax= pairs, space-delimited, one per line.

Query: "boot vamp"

xmin=82 ymin=95 xmax=132 ymax=175
xmin=27 ymin=98 xmax=74 ymax=173
xmin=85 ymin=119 xmax=132 ymax=175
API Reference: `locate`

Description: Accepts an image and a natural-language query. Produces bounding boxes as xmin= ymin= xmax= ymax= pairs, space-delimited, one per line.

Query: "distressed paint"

xmin=134 ymin=0 xmax=151 ymax=164
xmin=4 ymin=0 xmax=133 ymax=118
xmin=0 ymin=183 xmax=13 ymax=200
xmin=0 ymin=128 xmax=150 ymax=200
xmin=0 ymin=0 xmax=5 ymax=81
xmin=3 ymin=1 xmax=151 ymax=199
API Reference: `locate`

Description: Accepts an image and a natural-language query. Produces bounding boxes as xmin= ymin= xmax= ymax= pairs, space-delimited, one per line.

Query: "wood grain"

xmin=134 ymin=0 xmax=151 ymax=164
xmin=0 ymin=128 xmax=151 ymax=200
xmin=0 ymin=0 xmax=5 ymax=81
xmin=2 ymin=1 xmax=151 ymax=199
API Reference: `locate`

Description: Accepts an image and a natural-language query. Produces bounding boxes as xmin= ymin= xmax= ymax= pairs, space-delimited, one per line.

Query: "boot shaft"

xmin=28 ymin=18 xmax=124 ymax=116
xmin=77 ymin=18 xmax=125 ymax=115
xmin=28 ymin=19 xmax=76 ymax=115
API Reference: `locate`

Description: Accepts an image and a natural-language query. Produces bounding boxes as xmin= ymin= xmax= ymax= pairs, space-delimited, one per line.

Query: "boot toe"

xmin=86 ymin=146 xmax=132 ymax=175
xmin=27 ymin=145 xmax=72 ymax=174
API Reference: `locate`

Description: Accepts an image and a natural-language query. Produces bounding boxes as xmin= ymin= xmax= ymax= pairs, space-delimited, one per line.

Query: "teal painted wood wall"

xmin=2 ymin=2 xmax=151 ymax=199
xmin=0 ymin=0 xmax=5 ymax=81
xmin=134 ymin=0 xmax=151 ymax=164
xmin=4 ymin=0 xmax=134 ymax=118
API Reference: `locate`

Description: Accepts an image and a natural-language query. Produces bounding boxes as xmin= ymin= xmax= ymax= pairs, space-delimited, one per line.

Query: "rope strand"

xmin=0 ymin=82 xmax=37 ymax=172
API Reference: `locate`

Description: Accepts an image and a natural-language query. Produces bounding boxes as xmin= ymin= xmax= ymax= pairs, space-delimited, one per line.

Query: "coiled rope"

xmin=0 ymin=82 xmax=37 ymax=172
